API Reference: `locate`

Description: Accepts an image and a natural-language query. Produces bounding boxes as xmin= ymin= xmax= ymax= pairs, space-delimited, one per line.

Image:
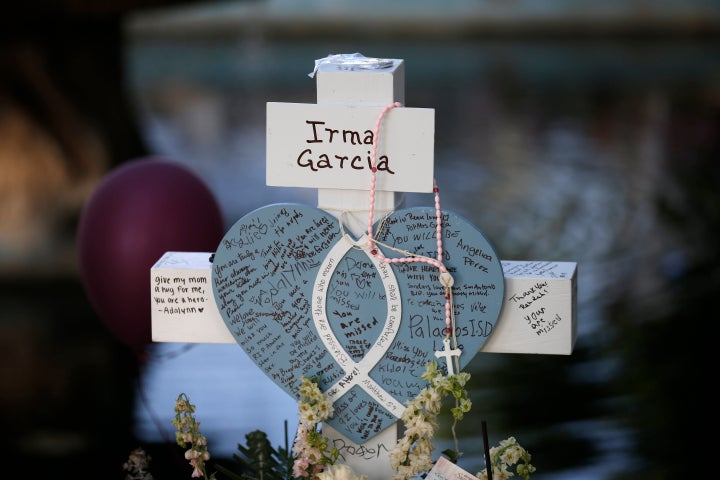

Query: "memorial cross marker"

xmin=151 ymin=54 xmax=578 ymax=479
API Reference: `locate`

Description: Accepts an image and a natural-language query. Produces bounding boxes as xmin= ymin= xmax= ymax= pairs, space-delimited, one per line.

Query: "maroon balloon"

xmin=77 ymin=158 xmax=225 ymax=351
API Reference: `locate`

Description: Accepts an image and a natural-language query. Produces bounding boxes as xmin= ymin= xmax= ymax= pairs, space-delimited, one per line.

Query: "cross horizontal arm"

xmin=150 ymin=252 xmax=577 ymax=355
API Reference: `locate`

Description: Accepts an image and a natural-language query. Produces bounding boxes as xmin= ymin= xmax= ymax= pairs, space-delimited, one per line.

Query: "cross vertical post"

xmin=314 ymin=56 xmax=406 ymax=238
xmin=302 ymin=55 xmax=420 ymax=480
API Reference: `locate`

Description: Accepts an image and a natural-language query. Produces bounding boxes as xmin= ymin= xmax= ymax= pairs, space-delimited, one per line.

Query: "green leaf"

xmin=226 ymin=429 xmax=296 ymax=480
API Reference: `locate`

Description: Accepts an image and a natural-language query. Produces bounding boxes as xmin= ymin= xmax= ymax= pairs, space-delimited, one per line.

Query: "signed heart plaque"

xmin=211 ymin=204 xmax=504 ymax=443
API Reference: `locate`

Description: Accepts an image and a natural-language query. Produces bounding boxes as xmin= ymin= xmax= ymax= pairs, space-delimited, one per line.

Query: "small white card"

xmin=266 ymin=102 xmax=435 ymax=192
xmin=426 ymin=456 xmax=478 ymax=480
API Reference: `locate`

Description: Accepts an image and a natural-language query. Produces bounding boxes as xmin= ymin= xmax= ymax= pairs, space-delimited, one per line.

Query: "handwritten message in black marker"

xmin=502 ymin=261 xmax=575 ymax=337
xmin=211 ymin=204 xmax=504 ymax=444
xmin=373 ymin=208 xmax=505 ymax=374
xmin=152 ymin=274 xmax=209 ymax=315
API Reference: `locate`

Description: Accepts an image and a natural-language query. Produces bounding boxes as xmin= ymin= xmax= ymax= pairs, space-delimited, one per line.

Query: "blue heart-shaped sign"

xmin=211 ymin=204 xmax=504 ymax=444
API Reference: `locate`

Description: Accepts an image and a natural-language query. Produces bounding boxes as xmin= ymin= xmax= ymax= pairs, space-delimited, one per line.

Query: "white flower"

xmin=403 ymin=413 xmax=435 ymax=438
xmin=475 ymin=436 xmax=535 ymax=480
xmin=316 ymin=399 xmax=333 ymax=418
xmin=417 ymin=388 xmax=441 ymax=413
xmin=500 ymin=445 xmax=522 ymax=465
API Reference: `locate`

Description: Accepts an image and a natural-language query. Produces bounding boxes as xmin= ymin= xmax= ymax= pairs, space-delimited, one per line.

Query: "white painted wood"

xmin=316 ymin=57 xmax=405 ymax=107
xmin=151 ymin=251 xmax=233 ymax=343
xmin=316 ymin=189 xmax=403 ymax=239
xmin=322 ymin=424 xmax=398 ymax=480
xmin=266 ymin=103 xmax=435 ymax=193
xmin=314 ymin=57 xmax=408 ymax=239
xmin=491 ymin=260 xmax=577 ymax=355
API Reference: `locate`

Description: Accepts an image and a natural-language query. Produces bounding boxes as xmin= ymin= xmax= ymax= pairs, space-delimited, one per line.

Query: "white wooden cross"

xmin=150 ymin=54 xmax=577 ymax=480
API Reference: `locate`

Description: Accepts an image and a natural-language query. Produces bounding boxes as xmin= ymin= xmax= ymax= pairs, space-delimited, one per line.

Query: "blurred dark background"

xmin=1 ymin=1 xmax=719 ymax=479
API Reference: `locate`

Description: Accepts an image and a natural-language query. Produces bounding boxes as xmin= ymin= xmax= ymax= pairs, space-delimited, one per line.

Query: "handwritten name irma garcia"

xmin=296 ymin=120 xmax=396 ymax=173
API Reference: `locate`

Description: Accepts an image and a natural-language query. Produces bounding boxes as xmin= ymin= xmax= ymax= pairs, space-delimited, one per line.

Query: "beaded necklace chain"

xmin=365 ymin=102 xmax=459 ymax=373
